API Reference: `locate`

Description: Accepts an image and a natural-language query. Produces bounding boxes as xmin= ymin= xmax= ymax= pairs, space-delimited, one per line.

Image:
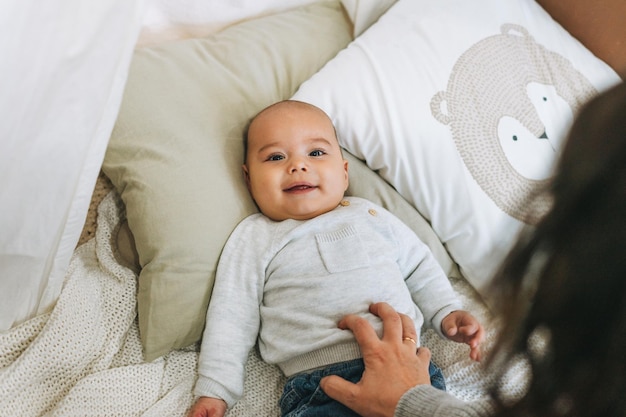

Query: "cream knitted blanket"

xmin=0 ymin=192 xmax=527 ymax=416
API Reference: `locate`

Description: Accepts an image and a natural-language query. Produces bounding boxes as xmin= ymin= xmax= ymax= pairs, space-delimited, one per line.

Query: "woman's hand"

xmin=320 ymin=302 xmax=431 ymax=417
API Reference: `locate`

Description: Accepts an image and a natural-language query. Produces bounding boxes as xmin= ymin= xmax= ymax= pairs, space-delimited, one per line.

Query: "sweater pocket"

xmin=315 ymin=225 xmax=371 ymax=273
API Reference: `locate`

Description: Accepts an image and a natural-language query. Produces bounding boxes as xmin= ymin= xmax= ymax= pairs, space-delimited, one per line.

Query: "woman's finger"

xmin=369 ymin=302 xmax=403 ymax=343
xmin=399 ymin=311 xmax=419 ymax=346
xmin=338 ymin=314 xmax=381 ymax=352
xmin=416 ymin=346 xmax=431 ymax=362
xmin=369 ymin=302 xmax=419 ymax=349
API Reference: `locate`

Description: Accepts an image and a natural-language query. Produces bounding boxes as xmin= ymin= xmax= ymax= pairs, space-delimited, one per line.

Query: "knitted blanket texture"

xmin=0 ymin=192 xmax=527 ymax=416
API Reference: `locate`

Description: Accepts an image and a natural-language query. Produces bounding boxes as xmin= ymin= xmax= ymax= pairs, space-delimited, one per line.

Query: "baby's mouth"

xmin=284 ymin=183 xmax=317 ymax=193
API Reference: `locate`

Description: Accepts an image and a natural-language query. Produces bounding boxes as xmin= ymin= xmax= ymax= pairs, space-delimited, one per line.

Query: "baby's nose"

xmin=289 ymin=159 xmax=307 ymax=172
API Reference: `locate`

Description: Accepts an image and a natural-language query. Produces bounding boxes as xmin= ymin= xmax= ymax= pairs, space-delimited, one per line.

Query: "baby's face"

xmin=243 ymin=103 xmax=348 ymax=221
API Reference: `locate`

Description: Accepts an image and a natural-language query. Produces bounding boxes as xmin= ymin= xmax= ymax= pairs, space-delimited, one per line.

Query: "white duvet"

xmin=0 ymin=0 xmax=395 ymax=335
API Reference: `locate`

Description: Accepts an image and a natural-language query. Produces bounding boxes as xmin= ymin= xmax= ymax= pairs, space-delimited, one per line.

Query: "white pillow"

xmin=293 ymin=0 xmax=621 ymax=296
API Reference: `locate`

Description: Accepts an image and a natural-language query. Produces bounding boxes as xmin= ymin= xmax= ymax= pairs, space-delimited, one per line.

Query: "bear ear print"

xmin=501 ymin=23 xmax=531 ymax=39
xmin=430 ymin=90 xmax=452 ymax=125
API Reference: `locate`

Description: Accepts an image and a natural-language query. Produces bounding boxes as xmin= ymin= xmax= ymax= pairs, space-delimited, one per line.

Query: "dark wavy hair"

xmin=488 ymin=82 xmax=626 ymax=417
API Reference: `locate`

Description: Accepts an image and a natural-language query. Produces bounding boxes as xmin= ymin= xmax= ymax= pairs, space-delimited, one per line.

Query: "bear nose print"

xmin=539 ymin=131 xmax=548 ymax=139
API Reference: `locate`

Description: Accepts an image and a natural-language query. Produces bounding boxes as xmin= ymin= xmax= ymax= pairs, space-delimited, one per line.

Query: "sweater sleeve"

xmin=395 ymin=385 xmax=494 ymax=417
xmin=386 ymin=209 xmax=463 ymax=338
xmin=194 ymin=216 xmax=268 ymax=408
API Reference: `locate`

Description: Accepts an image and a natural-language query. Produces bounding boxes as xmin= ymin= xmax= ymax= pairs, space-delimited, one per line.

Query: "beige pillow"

xmin=103 ymin=1 xmax=353 ymax=361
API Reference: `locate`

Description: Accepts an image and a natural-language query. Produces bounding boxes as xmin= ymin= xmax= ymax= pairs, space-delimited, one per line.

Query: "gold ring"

xmin=402 ymin=337 xmax=417 ymax=345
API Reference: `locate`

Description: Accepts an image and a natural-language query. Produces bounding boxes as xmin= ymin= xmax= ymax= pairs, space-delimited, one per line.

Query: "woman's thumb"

xmin=320 ymin=375 xmax=359 ymax=407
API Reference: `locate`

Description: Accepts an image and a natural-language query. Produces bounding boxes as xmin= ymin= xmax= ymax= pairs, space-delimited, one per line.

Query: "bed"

xmin=1 ymin=0 xmax=623 ymax=415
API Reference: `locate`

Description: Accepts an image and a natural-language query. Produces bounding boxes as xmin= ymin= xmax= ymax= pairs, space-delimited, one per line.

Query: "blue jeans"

xmin=280 ymin=358 xmax=446 ymax=417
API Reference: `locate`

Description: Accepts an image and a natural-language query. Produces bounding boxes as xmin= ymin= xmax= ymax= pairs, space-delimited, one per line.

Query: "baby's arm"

xmin=187 ymin=396 xmax=227 ymax=417
xmin=193 ymin=217 xmax=267 ymax=409
xmin=441 ymin=311 xmax=485 ymax=361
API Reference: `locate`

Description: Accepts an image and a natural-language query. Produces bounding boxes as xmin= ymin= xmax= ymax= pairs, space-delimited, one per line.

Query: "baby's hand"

xmin=186 ymin=396 xmax=227 ymax=417
xmin=441 ymin=311 xmax=485 ymax=361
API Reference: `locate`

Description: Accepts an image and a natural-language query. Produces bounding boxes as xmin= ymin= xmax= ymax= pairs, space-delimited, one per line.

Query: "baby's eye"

xmin=309 ymin=149 xmax=326 ymax=157
xmin=267 ymin=154 xmax=284 ymax=161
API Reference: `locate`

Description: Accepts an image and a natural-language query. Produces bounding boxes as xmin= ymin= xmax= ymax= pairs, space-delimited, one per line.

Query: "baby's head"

xmin=243 ymin=100 xmax=349 ymax=221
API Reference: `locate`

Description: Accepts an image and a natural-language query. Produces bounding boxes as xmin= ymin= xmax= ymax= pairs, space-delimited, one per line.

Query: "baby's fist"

xmin=441 ymin=311 xmax=485 ymax=361
xmin=186 ymin=396 xmax=227 ymax=417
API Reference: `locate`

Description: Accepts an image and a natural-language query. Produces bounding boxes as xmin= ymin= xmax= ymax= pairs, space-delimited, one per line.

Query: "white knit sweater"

xmin=195 ymin=196 xmax=462 ymax=408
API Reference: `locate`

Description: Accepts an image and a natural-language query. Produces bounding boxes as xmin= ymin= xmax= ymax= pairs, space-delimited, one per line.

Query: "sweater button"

xmin=340 ymin=200 xmax=350 ymax=206
xmin=368 ymin=208 xmax=377 ymax=216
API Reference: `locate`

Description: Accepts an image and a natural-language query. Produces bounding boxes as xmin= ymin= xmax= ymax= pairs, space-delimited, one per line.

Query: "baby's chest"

xmin=269 ymin=223 xmax=397 ymax=277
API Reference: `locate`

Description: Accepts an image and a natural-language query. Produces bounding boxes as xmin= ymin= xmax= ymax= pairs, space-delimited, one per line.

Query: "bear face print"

xmin=431 ymin=24 xmax=597 ymax=224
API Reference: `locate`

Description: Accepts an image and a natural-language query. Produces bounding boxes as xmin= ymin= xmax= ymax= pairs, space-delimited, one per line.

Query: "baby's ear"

xmin=242 ymin=164 xmax=252 ymax=191
xmin=343 ymin=159 xmax=349 ymax=189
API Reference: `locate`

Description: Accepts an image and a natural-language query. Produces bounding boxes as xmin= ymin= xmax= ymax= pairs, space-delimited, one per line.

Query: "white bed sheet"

xmin=138 ymin=0 xmax=396 ymax=46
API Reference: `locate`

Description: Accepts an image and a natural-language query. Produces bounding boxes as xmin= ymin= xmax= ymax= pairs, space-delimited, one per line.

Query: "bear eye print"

xmin=527 ymin=82 xmax=575 ymax=154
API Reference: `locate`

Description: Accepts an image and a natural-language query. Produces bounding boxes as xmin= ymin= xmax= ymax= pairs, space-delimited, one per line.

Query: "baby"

xmin=188 ymin=100 xmax=484 ymax=417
